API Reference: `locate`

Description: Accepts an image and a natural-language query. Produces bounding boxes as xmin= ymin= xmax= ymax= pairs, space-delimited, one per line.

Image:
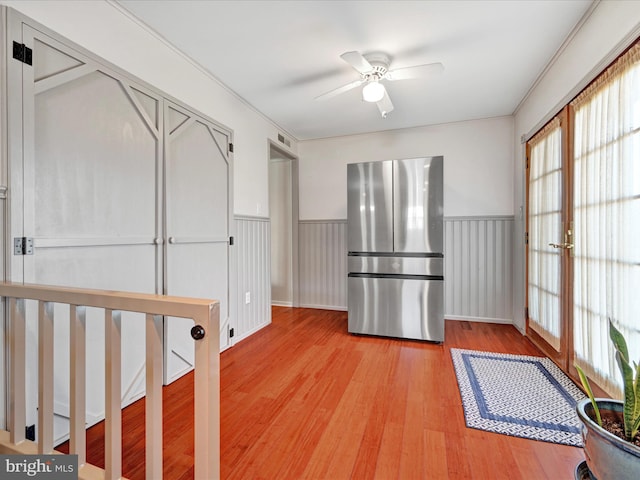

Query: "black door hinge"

xmin=229 ymin=236 xmax=234 ymax=246
xmin=13 ymin=42 xmax=32 ymax=66
xmin=229 ymin=327 xmax=235 ymax=338
xmin=229 ymin=143 xmax=234 ymax=153
xmin=26 ymin=424 xmax=35 ymax=441
xmin=525 ymin=232 xmax=529 ymax=245
xmin=14 ymin=237 xmax=34 ymax=255
xmin=524 ymin=307 xmax=529 ymax=320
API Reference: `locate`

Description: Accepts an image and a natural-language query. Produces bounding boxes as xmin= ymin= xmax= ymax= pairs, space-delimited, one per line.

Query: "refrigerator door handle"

xmin=348 ymin=273 xmax=444 ymax=281
xmin=348 ymin=251 xmax=444 ymax=258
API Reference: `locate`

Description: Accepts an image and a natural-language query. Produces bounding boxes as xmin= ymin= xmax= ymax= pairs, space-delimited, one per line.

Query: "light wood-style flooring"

xmin=61 ymin=306 xmax=586 ymax=479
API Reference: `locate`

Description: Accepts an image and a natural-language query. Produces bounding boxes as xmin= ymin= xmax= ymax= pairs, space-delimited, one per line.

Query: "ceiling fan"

xmin=315 ymin=51 xmax=444 ymax=118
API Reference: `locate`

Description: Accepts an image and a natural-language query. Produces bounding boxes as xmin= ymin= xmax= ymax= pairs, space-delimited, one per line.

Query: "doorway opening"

xmin=268 ymin=142 xmax=299 ymax=307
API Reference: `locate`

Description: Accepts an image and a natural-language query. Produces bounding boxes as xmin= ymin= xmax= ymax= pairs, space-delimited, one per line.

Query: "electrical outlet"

xmin=245 ymin=292 xmax=251 ymax=304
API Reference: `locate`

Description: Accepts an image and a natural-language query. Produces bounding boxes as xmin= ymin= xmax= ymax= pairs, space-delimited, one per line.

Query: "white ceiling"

xmin=116 ymin=0 xmax=593 ymax=141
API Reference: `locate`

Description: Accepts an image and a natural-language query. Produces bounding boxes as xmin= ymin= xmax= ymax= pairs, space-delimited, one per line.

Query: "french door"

xmin=526 ymin=108 xmax=573 ymax=371
xmin=526 ymin=41 xmax=640 ymax=397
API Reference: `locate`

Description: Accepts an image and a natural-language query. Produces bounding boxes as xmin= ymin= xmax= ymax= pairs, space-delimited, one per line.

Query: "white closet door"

xmin=164 ymin=102 xmax=231 ymax=384
xmin=18 ymin=26 xmax=162 ymax=443
xmin=8 ymin=17 xmax=234 ymax=443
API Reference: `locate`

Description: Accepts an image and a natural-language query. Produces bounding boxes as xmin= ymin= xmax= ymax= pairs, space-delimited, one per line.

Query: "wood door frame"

xmin=525 ymin=107 xmax=572 ymax=371
xmin=563 ymin=105 xmax=575 ymax=377
xmin=524 ymin=108 xmax=610 ymax=400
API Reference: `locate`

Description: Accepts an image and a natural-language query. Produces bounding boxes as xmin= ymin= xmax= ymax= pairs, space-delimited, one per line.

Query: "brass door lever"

xmin=548 ymin=242 xmax=574 ymax=249
xmin=549 ymin=224 xmax=574 ymax=250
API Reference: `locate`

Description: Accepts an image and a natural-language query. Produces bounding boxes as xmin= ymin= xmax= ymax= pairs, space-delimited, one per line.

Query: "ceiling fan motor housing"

xmin=363 ymin=52 xmax=390 ymax=81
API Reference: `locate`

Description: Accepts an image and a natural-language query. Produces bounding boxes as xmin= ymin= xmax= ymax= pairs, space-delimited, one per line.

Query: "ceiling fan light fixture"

xmin=362 ymin=81 xmax=385 ymax=103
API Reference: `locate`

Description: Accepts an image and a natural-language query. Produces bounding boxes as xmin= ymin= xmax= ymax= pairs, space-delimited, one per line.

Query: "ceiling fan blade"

xmin=377 ymin=90 xmax=394 ymax=118
xmin=314 ymin=79 xmax=364 ymax=101
xmin=340 ymin=51 xmax=373 ymax=75
xmin=385 ymin=62 xmax=444 ymax=81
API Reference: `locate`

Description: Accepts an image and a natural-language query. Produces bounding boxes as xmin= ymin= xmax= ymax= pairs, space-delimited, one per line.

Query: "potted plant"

xmin=575 ymin=319 xmax=640 ymax=480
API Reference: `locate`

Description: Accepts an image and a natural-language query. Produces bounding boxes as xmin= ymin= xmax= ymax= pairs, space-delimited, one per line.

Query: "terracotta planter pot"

xmin=576 ymin=398 xmax=640 ymax=480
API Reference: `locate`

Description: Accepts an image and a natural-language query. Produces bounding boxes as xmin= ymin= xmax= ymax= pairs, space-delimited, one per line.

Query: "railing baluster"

xmin=105 ymin=309 xmax=122 ymax=480
xmin=70 ymin=305 xmax=87 ymax=466
xmin=0 ymin=283 xmax=220 ymax=480
xmin=9 ymin=298 xmax=26 ymax=445
xmin=194 ymin=303 xmax=220 ymax=480
xmin=145 ymin=314 xmax=163 ymax=480
xmin=38 ymin=301 xmax=54 ymax=454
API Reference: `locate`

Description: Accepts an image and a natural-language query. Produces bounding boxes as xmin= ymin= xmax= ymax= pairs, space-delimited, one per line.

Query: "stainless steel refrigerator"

xmin=347 ymin=156 xmax=444 ymax=342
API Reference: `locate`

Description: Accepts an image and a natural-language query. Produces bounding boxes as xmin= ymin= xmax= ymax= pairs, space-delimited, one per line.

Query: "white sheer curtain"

xmin=528 ymin=118 xmax=562 ymax=350
xmin=572 ymin=44 xmax=640 ymax=397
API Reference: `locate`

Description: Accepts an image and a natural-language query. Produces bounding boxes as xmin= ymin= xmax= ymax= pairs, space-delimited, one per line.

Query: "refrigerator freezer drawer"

xmin=348 ymin=275 xmax=444 ymax=342
xmin=348 ymin=255 xmax=444 ymax=276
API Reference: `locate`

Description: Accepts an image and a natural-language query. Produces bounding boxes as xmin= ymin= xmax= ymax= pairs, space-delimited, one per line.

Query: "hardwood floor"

xmin=61 ymin=307 xmax=585 ymax=479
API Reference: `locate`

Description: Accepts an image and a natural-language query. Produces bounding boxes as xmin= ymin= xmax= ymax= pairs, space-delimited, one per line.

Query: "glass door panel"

xmin=526 ymin=113 xmax=570 ymax=367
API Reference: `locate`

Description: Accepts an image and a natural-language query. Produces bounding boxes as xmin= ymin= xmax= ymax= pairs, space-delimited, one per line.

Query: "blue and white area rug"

xmin=450 ymin=348 xmax=586 ymax=447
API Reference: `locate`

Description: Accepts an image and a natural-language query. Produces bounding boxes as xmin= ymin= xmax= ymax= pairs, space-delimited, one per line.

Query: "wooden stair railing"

xmin=0 ymin=282 xmax=220 ymax=480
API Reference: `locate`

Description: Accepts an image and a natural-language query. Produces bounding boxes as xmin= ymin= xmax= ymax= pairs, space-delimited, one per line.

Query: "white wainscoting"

xmin=444 ymin=216 xmax=514 ymax=323
xmin=297 ymin=216 xmax=514 ymax=323
xmin=233 ymin=216 xmax=272 ymax=342
xmin=298 ymin=220 xmax=348 ymax=310
xmin=234 ymin=215 xmax=515 ymax=343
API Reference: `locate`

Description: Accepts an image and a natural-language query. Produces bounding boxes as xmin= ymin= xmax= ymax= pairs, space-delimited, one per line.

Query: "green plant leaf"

xmin=615 ymin=350 xmax=636 ymax=441
xmin=635 ymin=362 xmax=640 ymax=413
xmin=609 ymin=320 xmax=629 ymax=362
xmin=576 ymin=364 xmax=602 ymax=427
xmin=608 ymin=320 xmax=639 ymax=443
xmin=632 ymin=413 xmax=640 ymax=442
xmin=634 ymin=361 xmax=640 ymax=441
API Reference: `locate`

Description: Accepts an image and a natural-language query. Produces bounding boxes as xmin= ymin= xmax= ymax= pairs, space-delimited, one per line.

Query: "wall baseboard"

xmin=445 ymin=315 xmax=513 ymax=325
xmin=272 ymin=301 xmax=293 ymax=307
xmin=232 ymin=320 xmax=271 ymax=344
xmin=299 ymin=304 xmax=348 ymax=312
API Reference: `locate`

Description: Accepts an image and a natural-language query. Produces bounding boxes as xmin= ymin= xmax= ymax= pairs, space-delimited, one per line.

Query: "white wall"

xmin=516 ymin=1 xmax=640 ymax=137
xmin=512 ymin=1 xmax=640 ymax=332
xmin=0 ymin=0 xmax=297 ymax=217
xmin=298 ymin=116 xmax=514 ymax=220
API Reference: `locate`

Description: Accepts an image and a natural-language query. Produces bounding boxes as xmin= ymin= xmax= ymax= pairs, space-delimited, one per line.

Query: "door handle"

xmin=168 ymin=237 xmax=176 ymax=244
xmin=549 ymin=242 xmax=574 ymax=250
xmin=549 ymin=224 xmax=574 ymax=251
